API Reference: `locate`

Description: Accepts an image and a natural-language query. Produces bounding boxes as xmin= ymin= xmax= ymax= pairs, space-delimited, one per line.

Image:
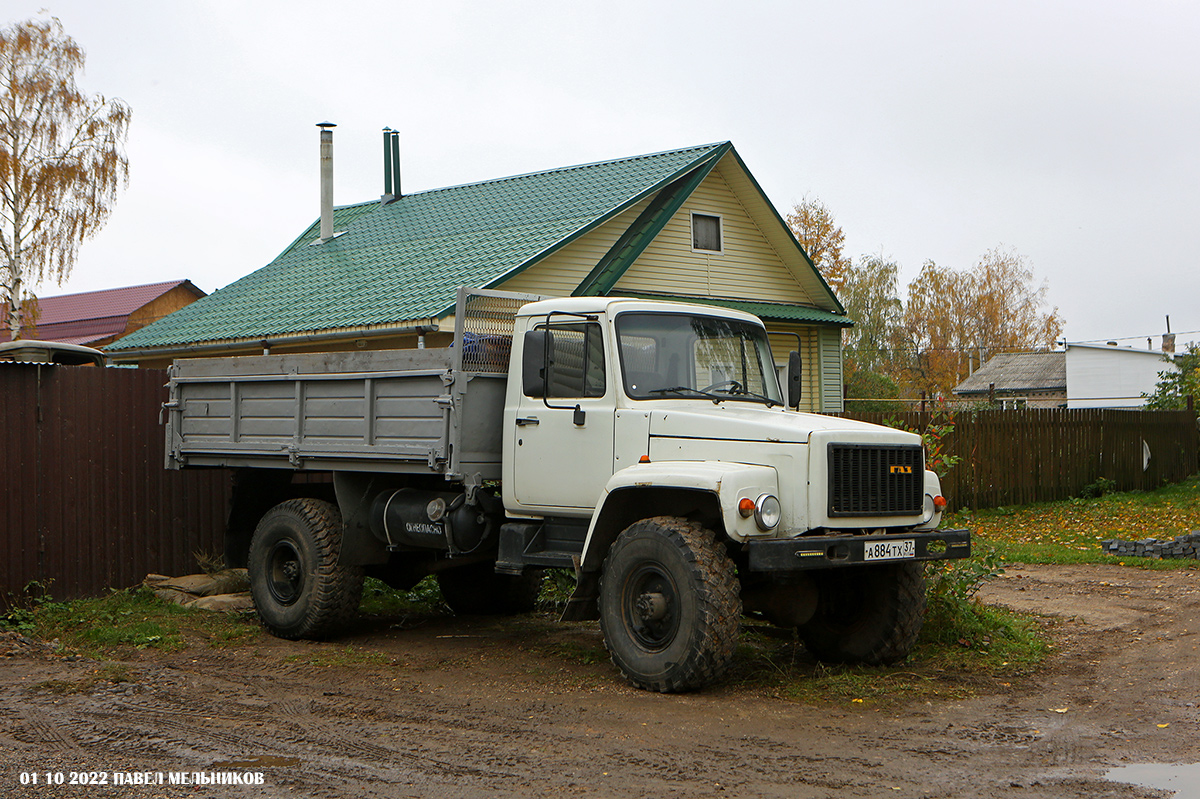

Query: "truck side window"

xmin=531 ymin=322 xmax=606 ymax=398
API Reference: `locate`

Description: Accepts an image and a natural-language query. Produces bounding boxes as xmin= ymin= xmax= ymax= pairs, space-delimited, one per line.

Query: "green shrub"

xmin=1078 ymin=476 xmax=1117 ymax=499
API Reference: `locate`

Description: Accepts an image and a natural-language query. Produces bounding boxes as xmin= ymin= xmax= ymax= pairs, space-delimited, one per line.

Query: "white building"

xmin=1064 ymin=343 xmax=1177 ymax=409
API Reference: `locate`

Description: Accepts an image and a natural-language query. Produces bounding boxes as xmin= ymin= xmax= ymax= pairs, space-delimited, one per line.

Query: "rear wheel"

xmin=798 ymin=562 xmax=926 ymax=665
xmin=437 ymin=561 xmax=544 ymax=615
xmin=248 ymin=498 xmax=364 ymax=639
xmin=598 ymin=517 xmax=741 ymax=693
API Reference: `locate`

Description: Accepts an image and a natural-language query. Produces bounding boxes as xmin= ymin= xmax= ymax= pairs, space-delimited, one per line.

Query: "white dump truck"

xmin=165 ymin=288 xmax=969 ymax=692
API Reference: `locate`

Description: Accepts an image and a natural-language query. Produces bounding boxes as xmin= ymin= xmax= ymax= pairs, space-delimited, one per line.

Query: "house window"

xmin=691 ymin=213 xmax=722 ymax=253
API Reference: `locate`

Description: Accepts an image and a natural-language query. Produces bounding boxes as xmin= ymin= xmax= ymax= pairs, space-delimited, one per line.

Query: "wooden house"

xmin=108 ymin=141 xmax=851 ymax=411
xmin=1 ymin=280 xmax=205 ymax=349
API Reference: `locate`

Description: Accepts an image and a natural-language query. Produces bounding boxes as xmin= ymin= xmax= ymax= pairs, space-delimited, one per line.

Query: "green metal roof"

xmin=110 ymin=143 xmax=731 ymax=351
xmin=620 ymin=293 xmax=852 ymax=327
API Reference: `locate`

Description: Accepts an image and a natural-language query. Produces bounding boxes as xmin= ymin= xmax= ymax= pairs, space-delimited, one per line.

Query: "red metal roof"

xmin=0 ymin=280 xmax=203 ymax=345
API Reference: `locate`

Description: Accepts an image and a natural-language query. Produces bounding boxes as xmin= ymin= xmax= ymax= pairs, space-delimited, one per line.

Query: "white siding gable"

xmin=1065 ymin=344 xmax=1176 ymax=409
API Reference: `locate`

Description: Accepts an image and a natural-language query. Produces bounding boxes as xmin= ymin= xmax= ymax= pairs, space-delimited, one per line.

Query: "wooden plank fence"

xmin=1 ymin=363 xmax=230 ymax=600
xmin=3 ymin=364 xmax=1197 ymax=601
xmin=843 ymin=408 xmax=1199 ymax=510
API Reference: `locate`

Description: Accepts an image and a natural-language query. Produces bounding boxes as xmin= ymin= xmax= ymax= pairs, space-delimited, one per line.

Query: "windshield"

xmin=616 ymin=312 xmax=784 ymax=405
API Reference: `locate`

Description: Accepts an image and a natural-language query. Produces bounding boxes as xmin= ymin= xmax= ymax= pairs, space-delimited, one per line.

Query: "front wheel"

xmin=798 ymin=562 xmax=926 ymax=665
xmin=598 ymin=517 xmax=741 ymax=693
xmin=247 ymin=498 xmax=364 ymax=639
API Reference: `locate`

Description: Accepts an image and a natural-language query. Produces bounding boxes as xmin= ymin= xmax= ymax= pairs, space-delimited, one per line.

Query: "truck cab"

xmin=501 ymin=296 xmax=952 ymax=563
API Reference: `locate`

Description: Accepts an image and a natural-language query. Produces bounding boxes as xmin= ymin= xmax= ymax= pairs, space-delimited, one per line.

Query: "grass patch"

xmin=3 ymin=585 xmax=261 ymax=658
xmin=945 ymin=474 xmax=1200 ymax=568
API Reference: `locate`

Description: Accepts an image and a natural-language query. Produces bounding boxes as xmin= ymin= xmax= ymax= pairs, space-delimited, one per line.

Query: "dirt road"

xmin=2 ymin=563 xmax=1198 ymax=798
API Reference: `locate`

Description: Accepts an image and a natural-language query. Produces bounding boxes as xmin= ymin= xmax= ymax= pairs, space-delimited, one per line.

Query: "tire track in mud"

xmin=13 ymin=704 xmax=84 ymax=753
xmin=66 ymin=667 xmax=522 ymax=794
xmin=247 ymin=669 xmax=876 ymax=795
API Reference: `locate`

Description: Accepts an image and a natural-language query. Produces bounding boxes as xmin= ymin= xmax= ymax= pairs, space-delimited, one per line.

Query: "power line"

xmin=1070 ymin=330 xmax=1200 ymax=345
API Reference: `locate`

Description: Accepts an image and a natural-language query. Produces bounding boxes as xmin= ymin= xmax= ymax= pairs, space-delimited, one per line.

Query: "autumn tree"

xmin=786 ymin=196 xmax=851 ymax=293
xmin=0 ymin=16 xmax=130 ymax=339
xmin=893 ymin=260 xmax=969 ymax=395
xmin=1143 ymin=343 xmax=1199 ymax=415
xmin=895 ymin=248 xmax=1064 ymax=396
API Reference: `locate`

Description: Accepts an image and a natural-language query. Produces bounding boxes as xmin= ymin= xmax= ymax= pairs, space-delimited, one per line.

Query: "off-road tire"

xmin=798 ymin=561 xmax=926 ymax=665
xmin=248 ymin=498 xmax=364 ymax=639
xmin=437 ymin=562 xmax=545 ymax=615
xmin=598 ymin=517 xmax=741 ymax=693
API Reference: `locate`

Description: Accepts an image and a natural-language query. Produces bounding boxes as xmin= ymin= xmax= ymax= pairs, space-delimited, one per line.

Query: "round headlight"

xmin=753 ymin=493 xmax=781 ymax=530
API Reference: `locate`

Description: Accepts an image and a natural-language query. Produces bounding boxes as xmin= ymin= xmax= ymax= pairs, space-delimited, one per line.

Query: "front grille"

xmin=828 ymin=444 xmax=924 ymax=517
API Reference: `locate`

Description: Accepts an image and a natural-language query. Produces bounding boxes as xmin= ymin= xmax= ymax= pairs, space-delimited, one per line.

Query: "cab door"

xmin=510 ymin=320 xmax=615 ymax=510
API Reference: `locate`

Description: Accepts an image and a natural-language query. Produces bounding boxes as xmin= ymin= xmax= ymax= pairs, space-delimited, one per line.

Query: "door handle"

xmin=516 ymin=417 xmax=540 ymax=426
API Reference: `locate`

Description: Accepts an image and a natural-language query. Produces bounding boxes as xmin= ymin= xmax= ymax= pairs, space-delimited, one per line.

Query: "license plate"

xmin=863 ymin=539 xmax=915 ymax=561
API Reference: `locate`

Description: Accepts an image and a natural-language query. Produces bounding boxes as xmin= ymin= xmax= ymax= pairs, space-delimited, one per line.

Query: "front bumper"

xmin=747 ymin=528 xmax=971 ymax=571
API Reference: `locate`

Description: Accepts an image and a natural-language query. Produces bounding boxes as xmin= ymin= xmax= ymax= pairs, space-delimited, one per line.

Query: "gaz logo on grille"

xmin=889 ymin=465 xmax=913 ymax=474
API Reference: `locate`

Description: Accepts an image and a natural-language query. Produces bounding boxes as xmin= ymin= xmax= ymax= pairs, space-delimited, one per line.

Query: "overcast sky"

xmin=9 ymin=0 xmax=1198 ymax=348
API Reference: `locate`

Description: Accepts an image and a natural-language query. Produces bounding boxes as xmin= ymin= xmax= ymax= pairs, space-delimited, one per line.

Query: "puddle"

xmin=1105 ymin=763 xmax=1200 ymax=798
xmin=210 ymin=756 xmax=302 ymax=769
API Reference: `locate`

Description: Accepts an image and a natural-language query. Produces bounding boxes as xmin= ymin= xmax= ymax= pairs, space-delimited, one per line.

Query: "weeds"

xmin=192 ymin=549 xmax=227 ymax=575
xmin=1078 ymin=476 xmax=1118 ymax=499
xmin=921 ymin=551 xmax=1047 ymax=673
xmin=358 ymin=576 xmax=447 ymax=616
xmin=538 ymin=570 xmax=576 ymax=612
xmin=1 ymin=580 xmax=67 ymax=635
xmin=9 ymin=585 xmax=260 ymax=658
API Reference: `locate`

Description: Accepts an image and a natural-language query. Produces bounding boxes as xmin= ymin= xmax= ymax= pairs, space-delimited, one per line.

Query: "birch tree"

xmin=0 ymin=16 xmax=130 ymax=339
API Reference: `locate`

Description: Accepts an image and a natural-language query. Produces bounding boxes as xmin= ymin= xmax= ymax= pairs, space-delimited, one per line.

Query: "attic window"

xmin=691 ymin=213 xmax=723 ymax=253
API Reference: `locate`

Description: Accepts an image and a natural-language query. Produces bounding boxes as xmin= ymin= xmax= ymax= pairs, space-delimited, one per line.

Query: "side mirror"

xmin=522 ymin=330 xmax=550 ymax=397
xmin=787 ymin=351 xmax=802 ymax=408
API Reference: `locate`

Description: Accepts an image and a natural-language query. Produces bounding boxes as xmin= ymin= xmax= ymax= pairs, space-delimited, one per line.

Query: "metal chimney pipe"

xmin=382 ymin=127 xmax=394 ymax=202
xmin=318 ymin=122 xmax=336 ymax=240
xmin=390 ymin=131 xmax=402 ymax=198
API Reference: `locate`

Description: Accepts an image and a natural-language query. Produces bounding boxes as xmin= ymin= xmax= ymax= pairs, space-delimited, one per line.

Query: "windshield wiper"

xmin=647 ymin=386 xmax=726 ymax=403
xmin=647 ymin=385 xmax=780 ymax=407
xmin=733 ymin=389 xmax=781 ymax=407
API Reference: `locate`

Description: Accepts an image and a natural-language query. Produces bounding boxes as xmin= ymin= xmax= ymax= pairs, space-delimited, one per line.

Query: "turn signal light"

xmin=933 ymin=495 xmax=948 ymax=510
xmin=738 ymin=497 xmax=756 ymax=517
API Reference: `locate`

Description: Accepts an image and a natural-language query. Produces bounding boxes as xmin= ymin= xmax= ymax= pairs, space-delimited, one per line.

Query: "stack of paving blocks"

xmin=1101 ymin=531 xmax=1200 ymax=559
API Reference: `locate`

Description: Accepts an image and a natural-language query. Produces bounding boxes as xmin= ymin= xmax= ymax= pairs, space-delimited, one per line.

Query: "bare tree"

xmin=0 ymin=16 xmax=130 ymax=339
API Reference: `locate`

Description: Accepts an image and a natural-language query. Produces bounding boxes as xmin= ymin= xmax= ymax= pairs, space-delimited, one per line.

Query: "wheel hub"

xmin=635 ymin=592 xmax=668 ymax=622
xmin=623 ymin=565 xmax=680 ymax=651
xmin=266 ymin=540 xmax=305 ymax=606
